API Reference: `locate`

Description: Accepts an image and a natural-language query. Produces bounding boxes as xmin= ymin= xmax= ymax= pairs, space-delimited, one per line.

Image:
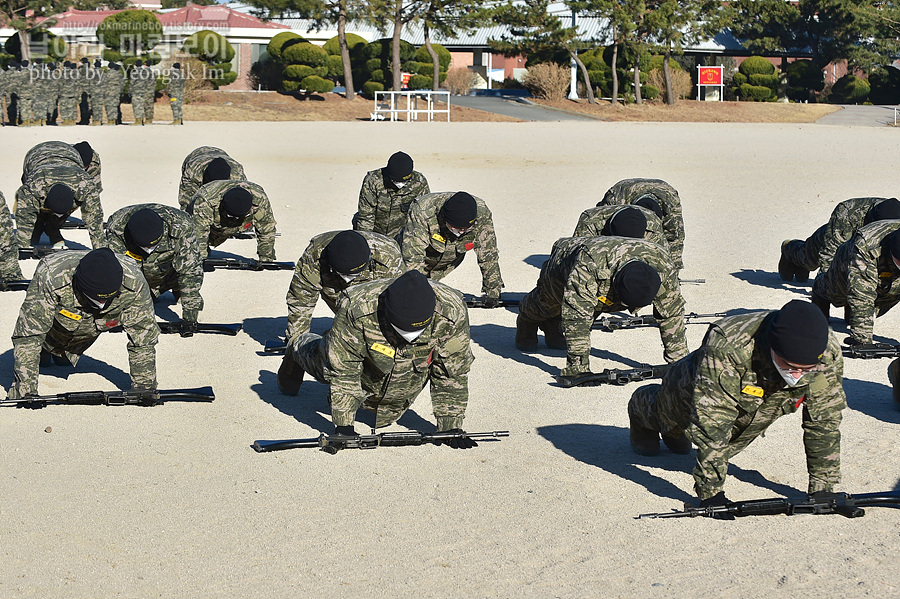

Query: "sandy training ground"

xmin=1 ymin=121 xmax=899 ymax=598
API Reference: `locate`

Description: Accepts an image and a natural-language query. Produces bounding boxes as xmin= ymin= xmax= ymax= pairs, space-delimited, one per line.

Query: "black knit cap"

xmin=45 ymin=184 xmax=74 ymax=215
xmin=608 ymin=207 xmax=647 ymax=238
xmin=72 ymin=141 xmax=93 ymax=169
xmin=386 ymin=151 xmax=414 ymax=182
xmin=20 ymin=59 xmax=28 ymax=67
xmin=634 ymin=194 xmax=663 ymax=219
xmin=614 ymin=261 xmax=661 ymax=308
xmin=888 ymin=230 xmax=900 ymax=261
xmin=768 ymin=299 xmax=829 ymax=365
xmin=203 ymin=157 xmax=231 ymax=184
xmin=109 ymin=62 xmax=120 ymax=71
xmin=172 ymin=62 xmax=181 ymax=69
xmin=74 ymin=248 xmax=123 ymax=303
xmin=134 ymin=59 xmax=143 ymax=67
xmin=125 ymin=208 xmax=165 ymax=248
xmin=325 ymin=231 xmax=371 ymax=275
xmin=383 ymin=270 xmax=436 ymax=331
xmin=865 ymin=198 xmax=900 ymax=225
xmin=222 ymin=186 xmax=253 ymax=217
xmin=441 ymin=192 xmax=478 ymax=229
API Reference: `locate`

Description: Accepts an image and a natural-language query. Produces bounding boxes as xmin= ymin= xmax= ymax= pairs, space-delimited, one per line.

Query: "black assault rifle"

xmin=841 ymin=343 xmax=900 ymax=359
xmin=108 ymin=321 xmax=242 ymax=337
xmin=252 ymin=429 xmax=510 ymax=454
xmin=638 ymin=491 xmax=900 ymax=519
xmin=462 ymin=293 xmax=521 ymax=308
xmin=202 ymin=257 xmax=295 ymax=272
xmin=60 ymin=217 xmax=86 ymax=230
xmin=263 ymin=338 xmax=287 ymax=354
xmin=678 ymin=278 xmax=705 ymax=285
xmin=0 ymin=279 xmax=30 ymax=292
xmin=556 ymin=363 xmax=670 ymax=388
xmin=593 ymin=311 xmax=726 ymax=332
xmin=19 ymin=246 xmax=64 ymax=260
xmin=2 ymin=386 xmax=215 ymax=408
xmin=232 ymin=230 xmax=281 ymax=240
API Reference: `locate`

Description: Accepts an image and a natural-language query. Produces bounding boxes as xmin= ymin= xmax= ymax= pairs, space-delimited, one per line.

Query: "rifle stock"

xmin=252 ymin=430 xmax=510 ymax=453
xmin=461 ymin=293 xmax=521 ymax=308
xmin=593 ymin=312 xmax=726 ymax=332
xmin=107 ymin=322 xmax=242 ymax=337
xmin=3 ymin=386 xmax=215 ymax=408
xmin=841 ymin=343 xmax=900 ymax=359
xmin=556 ymin=364 xmax=670 ymax=388
xmin=202 ymin=258 xmax=295 ymax=272
xmin=638 ymin=491 xmax=900 ymax=519
xmin=0 ymin=279 xmax=30 ymax=292
xmin=19 ymin=246 xmax=63 ymax=260
xmin=263 ymin=339 xmax=287 ymax=354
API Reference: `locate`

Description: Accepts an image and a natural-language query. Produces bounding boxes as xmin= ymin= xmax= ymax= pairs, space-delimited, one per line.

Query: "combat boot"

xmin=145 ymin=117 xmax=153 ymax=124
xmin=90 ymin=120 xmax=103 ymax=126
xmin=61 ymin=119 xmax=75 ymax=126
xmin=662 ymin=432 xmax=692 ymax=454
xmin=131 ymin=118 xmax=144 ymax=126
xmin=38 ymin=118 xmax=45 ymax=126
xmin=811 ymin=292 xmax=830 ymax=319
xmin=889 ymin=359 xmax=900 ymax=406
xmin=277 ymin=353 xmax=304 ymax=396
xmin=171 ymin=118 xmax=182 ymax=125
xmin=778 ymin=240 xmax=797 ymax=282
xmin=105 ymin=120 xmax=117 ymax=125
xmin=515 ymin=314 xmax=539 ymax=351
xmin=629 ymin=415 xmax=660 ymax=456
xmin=541 ymin=316 xmax=567 ymax=350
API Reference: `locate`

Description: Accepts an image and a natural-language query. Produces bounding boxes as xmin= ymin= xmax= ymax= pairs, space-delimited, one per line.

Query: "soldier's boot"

xmin=778 ymin=240 xmax=798 ymax=282
xmin=145 ymin=117 xmax=153 ymax=124
xmin=90 ymin=120 xmax=103 ymax=126
xmin=629 ymin=415 xmax=660 ymax=457
xmin=171 ymin=118 xmax=182 ymax=125
xmin=277 ymin=354 xmax=304 ymax=396
xmin=811 ymin=292 xmax=830 ymax=320
xmin=888 ymin=359 xmax=900 ymax=406
xmin=38 ymin=118 xmax=45 ymax=126
xmin=515 ymin=314 xmax=539 ymax=351
xmin=61 ymin=119 xmax=75 ymax=126
xmin=661 ymin=431 xmax=692 ymax=454
xmin=844 ymin=305 xmax=851 ymax=324
xmin=105 ymin=120 xmax=117 ymax=125
xmin=131 ymin=118 xmax=144 ymax=126
xmin=21 ymin=119 xmax=32 ymax=127
xmin=541 ymin=316 xmax=567 ymax=350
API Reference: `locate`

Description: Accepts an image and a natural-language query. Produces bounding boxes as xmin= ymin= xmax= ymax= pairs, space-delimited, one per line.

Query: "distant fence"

xmin=372 ymin=91 xmax=451 ymax=122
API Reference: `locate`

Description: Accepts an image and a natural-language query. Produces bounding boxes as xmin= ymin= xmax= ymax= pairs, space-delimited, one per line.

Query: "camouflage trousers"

xmin=17 ymin=97 xmax=33 ymax=122
xmin=104 ymin=91 xmax=121 ymax=121
xmin=0 ymin=249 xmax=23 ymax=280
xmin=171 ymin=97 xmax=183 ymax=120
xmin=133 ymin=93 xmax=154 ymax=120
xmin=59 ymin=96 xmax=78 ymax=121
xmin=287 ymin=332 xmax=330 ymax=386
xmin=783 ymin=224 xmax=827 ymax=271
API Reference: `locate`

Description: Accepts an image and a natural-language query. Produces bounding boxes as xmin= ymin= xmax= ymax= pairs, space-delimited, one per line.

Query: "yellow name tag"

xmin=598 ymin=296 xmax=614 ymax=306
xmin=371 ymin=342 xmax=395 ymax=358
xmin=879 ymin=272 xmax=892 ymax=279
xmin=59 ymin=309 xmax=82 ymax=321
xmin=125 ymin=250 xmax=143 ymax=261
xmin=742 ymin=385 xmax=764 ymax=397
xmin=431 ymin=233 xmax=446 ymax=244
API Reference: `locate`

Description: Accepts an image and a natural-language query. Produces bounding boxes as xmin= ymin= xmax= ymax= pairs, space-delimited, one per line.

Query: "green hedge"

xmin=408 ymin=74 xmax=432 ymax=90
xmin=323 ymin=33 xmax=367 ymax=56
xmin=267 ymin=32 xmax=305 ymax=61
xmin=642 ymin=84 xmax=659 ymax=100
xmin=830 ymin=74 xmax=870 ymax=104
xmin=96 ymin=10 xmax=162 ymax=52
xmin=740 ymin=83 xmax=773 ymax=101
xmin=283 ymin=42 xmax=327 ymax=67
xmin=300 ymin=75 xmax=334 ymax=93
xmin=415 ymin=43 xmax=451 ymax=70
xmin=749 ymin=73 xmax=779 ymax=88
xmin=362 ymin=80 xmax=384 ymax=99
xmin=183 ymin=30 xmax=235 ymax=63
xmin=740 ymin=56 xmax=775 ymax=76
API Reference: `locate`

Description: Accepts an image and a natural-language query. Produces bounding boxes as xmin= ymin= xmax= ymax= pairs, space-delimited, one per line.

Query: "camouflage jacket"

xmin=401 ymin=191 xmax=504 ymax=297
xmin=101 ymin=68 xmax=125 ymax=97
xmin=85 ymin=148 xmax=102 ymax=194
xmin=16 ymin=141 xmax=104 ymax=248
xmin=58 ymin=68 xmax=81 ymax=99
xmin=539 ymin=236 xmax=687 ymax=375
xmin=573 ymin=204 xmax=669 ymax=250
xmin=324 ymin=277 xmax=474 ymax=430
xmin=355 ymin=168 xmax=430 ymax=239
xmin=656 ymin=311 xmax=845 ymax=500
xmin=187 ymin=179 xmax=277 ymax=261
xmin=105 ymin=203 xmax=204 ymax=313
xmin=10 ymin=250 xmax=159 ymax=398
xmin=178 ymin=146 xmax=247 ymax=210
xmin=815 ymin=197 xmax=891 ymax=272
xmin=599 ymin=178 xmax=685 ymax=270
xmin=0 ymin=191 xmax=23 ymax=281
xmin=286 ymin=230 xmax=404 ymax=341
xmin=813 ymin=219 xmax=900 ymax=343
xmin=166 ymin=69 xmax=185 ymax=98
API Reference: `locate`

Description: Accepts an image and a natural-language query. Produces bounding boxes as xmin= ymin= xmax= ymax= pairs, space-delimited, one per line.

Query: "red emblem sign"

xmin=465 ymin=242 xmax=474 ymax=251
xmin=105 ymin=320 xmax=119 ymax=328
xmin=698 ymin=67 xmax=722 ymax=85
xmin=243 ymin=222 xmax=252 ymax=229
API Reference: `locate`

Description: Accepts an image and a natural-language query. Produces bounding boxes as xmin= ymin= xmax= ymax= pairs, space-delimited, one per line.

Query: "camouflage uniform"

xmin=58 ymin=65 xmax=80 ymax=124
xmin=178 ymin=147 xmax=247 ymax=210
xmin=166 ymin=66 xmax=185 ymax=122
xmin=286 ymin=230 xmax=404 ymax=342
xmin=30 ymin=64 xmax=52 ymax=124
xmin=0 ymin=66 xmax=7 ymax=124
xmin=84 ymin=63 xmax=103 ymax=124
xmin=599 ymin=178 xmax=685 ymax=270
xmin=187 ymin=179 xmax=277 ymax=261
xmin=9 ymin=250 xmax=160 ymax=399
xmin=628 ymin=311 xmax=846 ymax=500
xmin=101 ymin=66 xmax=125 ymax=124
xmin=573 ymin=204 xmax=669 ymax=250
xmin=355 ymin=168 xmax=430 ymax=239
xmin=130 ymin=66 xmax=155 ymax=122
xmin=287 ymin=277 xmax=474 ymax=429
xmin=0 ymin=192 xmax=24 ymax=281
xmin=16 ymin=64 xmax=34 ymax=124
xmin=783 ymin=197 xmax=892 ymax=273
xmin=15 ymin=141 xmax=105 ymax=248
xmin=519 ymin=236 xmax=687 ymax=375
xmin=84 ymin=147 xmax=102 ymax=194
xmin=104 ymin=203 xmax=204 ymax=318
xmin=812 ymin=219 xmax=900 ymax=343
xmin=401 ymin=192 xmax=504 ymax=298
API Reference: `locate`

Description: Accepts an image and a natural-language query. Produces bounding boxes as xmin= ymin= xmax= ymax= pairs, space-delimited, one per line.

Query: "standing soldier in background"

xmin=130 ymin=60 xmax=154 ymax=125
xmin=32 ymin=61 xmax=55 ymax=126
xmin=178 ymin=147 xmax=246 ymax=210
xmin=354 ymin=151 xmax=430 ymax=240
xmin=15 ymin=60 xmax=35 ymax=126
xmin=167 ymin=62 xmax=185 ymax=125
xmin=779 ymin=197 xmax=900 ymax=283
xmin=0 ymin=192 xmax=24 ymax=283
xmin=0 ymin=62 xmax=8 ymax=125
xmin=58 ymin=61 xmax=80 ymax=126
xmin=104 ymin=204 xmax=205 ymax=326
xmin=87 ymin=60 xmax=104 ymax=125
xmin=401 ymin=191 xmax=504 ymax=305
xmin=101 ymin=62 xmax=125 ymax=125
xmin=598 ymin=178 xmax=686 ymax=271
xmin=187 ymin=179 xmax=277 ymax=261
xmin=285 ymin=229 xmax=404 ymax=342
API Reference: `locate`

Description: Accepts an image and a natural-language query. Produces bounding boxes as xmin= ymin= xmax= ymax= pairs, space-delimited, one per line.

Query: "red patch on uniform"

xmin=464 ymin=242 xmax=474 ymax=251
xmin=794 ymin=395 xmax=805 ymax=408
xmin=105 ymin=320 xmax=119 ymax=328
xmin=427 ymin=350 xmax=433 ymax=365
xmin=243 ymin=222 xmax=252 ymax=229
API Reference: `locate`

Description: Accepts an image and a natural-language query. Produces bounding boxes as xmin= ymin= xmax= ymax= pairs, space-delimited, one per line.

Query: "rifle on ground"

xmin=2 ymin=386 xmax=215 ymax=408
xmin=202 ymin=257 xmax=295 ymax=272
xmin=0 ymin=279 xmax=30 ymax=292
xmin=556 ymin=364 xmax=670 ymax=388
xmin=593 ymin=311 xmax=726 ymax=332
xmin=19 ymin=246 xmax=63 ymax=260
xmin=462 ymin=293 xmax=521 ymax=308
xmin=679 ymin=278 xmax=705 ymax=285
xmin=232 ymin=230 xmax=281 ymax=240
xmin=252 ymin=429 xmax=510 ymax=454
xmin=108 ymin=321 xmax=242 ymax=338
xmin=841 ymin=343 xmax=900 ymax=359
xmin=60 ymin=217 xmax=86 ymax=230
xmin=263 ymin=338 xmax=286 ymax=354
xmin=638 ymin=491 xmax=900 ymax=519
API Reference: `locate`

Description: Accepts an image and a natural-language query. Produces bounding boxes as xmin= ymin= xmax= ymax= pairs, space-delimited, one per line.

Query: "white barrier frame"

xmin=372 ymin=91 xmax=451 ymax=122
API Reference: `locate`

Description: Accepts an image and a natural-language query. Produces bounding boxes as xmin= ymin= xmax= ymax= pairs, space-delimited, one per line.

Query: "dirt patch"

xmin=531 ymin=98 xmax=842 ymax=122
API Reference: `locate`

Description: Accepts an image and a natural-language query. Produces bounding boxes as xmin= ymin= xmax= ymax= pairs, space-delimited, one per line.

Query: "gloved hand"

xmin=698 ymin=492 xmax=735 ymax=520
xmin=333 ymin=425 xmax=358 ymax=437
xmin=482 ymin=295 xmax=501 ymax=309
xmin=130 ymin=387 xmax=160 ymax=406
xmin=436 ymin=429 xmax=478 ymax=449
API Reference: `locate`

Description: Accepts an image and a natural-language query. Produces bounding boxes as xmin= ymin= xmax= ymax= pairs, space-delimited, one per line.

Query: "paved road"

xmin=452 ymin=94 xmax=600 ymax=122
xmin=815 ymin=104 xmax=899 ymax=127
